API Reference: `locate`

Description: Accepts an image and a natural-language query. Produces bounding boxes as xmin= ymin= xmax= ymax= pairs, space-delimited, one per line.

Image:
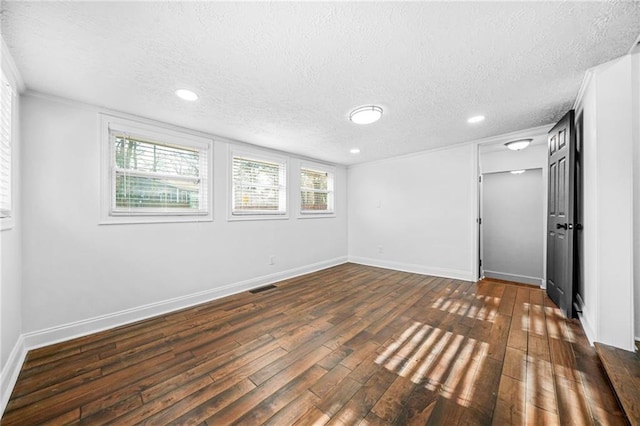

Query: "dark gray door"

xmin=547 ymin=110 xmax=575 ymax=317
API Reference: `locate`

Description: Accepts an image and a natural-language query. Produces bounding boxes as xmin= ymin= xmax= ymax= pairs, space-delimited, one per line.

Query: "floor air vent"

xmin=249 ymin=284 xmax=277 ymax=294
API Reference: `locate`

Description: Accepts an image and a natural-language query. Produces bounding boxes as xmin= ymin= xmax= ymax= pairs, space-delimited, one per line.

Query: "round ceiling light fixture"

xmin=350 ymin=148 xmax=361 ymax=154
xmin=510 ymin=170 xmax=526 ymax=175
xmin=505 ymin=139 xmax=532 ymax=151
xmin=349 ymin=105 xmax=383 ymax=125
xmin=175 ymin=89 xmax=198 ymax=101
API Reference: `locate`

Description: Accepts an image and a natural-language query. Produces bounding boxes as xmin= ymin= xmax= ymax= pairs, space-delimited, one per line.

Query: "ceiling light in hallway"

xmin=505 ymin=139 xmax=532 ymax=151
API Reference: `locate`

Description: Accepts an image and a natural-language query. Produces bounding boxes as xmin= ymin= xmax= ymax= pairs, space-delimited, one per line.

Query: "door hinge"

xmin=478 ymin=176 xmax=482 ymax=183
xmin=477 ymin=217 xmax=482 ymax=224
xmin=479 ymin=259 xmax=482 ymax=267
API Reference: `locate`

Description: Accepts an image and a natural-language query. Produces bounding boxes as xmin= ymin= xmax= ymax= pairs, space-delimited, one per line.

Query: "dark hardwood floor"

xmin=595 ymin=342 xmax=640 ymax=425
xmin=1 ymin=263 xmax=625 ymax=425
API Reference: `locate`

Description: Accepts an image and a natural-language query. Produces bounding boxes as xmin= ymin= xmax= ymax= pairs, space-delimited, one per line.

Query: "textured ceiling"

xmin=2 ymin=1 xmax=640 ymax=165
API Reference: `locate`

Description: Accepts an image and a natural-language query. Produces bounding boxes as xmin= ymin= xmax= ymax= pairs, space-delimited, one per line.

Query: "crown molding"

xmin=1 ymin=37 xmax=25 ymax=93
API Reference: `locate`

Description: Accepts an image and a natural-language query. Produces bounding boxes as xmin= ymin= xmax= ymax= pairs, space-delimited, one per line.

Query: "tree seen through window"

xmin=114 ymin=135 xmax=201 ymax=210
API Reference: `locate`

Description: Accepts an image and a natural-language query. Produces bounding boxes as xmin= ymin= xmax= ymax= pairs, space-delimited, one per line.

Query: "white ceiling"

xmin=2 ymin=1 xmax=640 ymax=165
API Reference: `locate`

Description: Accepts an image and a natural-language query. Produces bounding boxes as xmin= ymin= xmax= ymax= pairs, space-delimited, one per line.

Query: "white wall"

xmin=482 ymin=169 xmax=543 ymax=286
xmin=348 ymin=144 xmax=477 ymax=281
xmin=0 ymin=41 xmax=24 ymax=411
xmin=578 ymin=54 xmax=635 ymax=351
xmin=633 ymin=51 xmax=640 ymax=342
xmin=20 ymin=93 xmax=348 ymax=339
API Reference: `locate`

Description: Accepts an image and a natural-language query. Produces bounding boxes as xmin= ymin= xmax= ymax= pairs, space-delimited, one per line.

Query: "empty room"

xmin=1 ymin=1 xmax=640 ymax=424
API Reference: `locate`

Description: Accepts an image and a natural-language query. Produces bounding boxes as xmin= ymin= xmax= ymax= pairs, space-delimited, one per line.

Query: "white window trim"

xmin=298 ymin=161 xmax=336 ymax=218
xmin=228 ymin=146 xmax=289 ymax=221
xmin=100 ymin=114 xmax=213 ymax=225
xmin=0 ymin=70 xmax=15 ymax=231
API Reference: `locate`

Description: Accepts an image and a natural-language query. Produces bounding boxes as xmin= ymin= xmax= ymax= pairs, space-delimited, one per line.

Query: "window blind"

xmin=232 ymin=156 xmax=286 ymax=215
xmin=300 ymin=167 xmax=334 ymax=213
xmin=110 ymin=131 xmax=208 ymax=214
xmin=0 ymin=71 xmax=13 ymax=218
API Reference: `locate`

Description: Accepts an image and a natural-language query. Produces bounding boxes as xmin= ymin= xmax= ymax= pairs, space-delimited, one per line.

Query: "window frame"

xmin=0 ymin=69 xmax=15 ymax=230
xmin=228 ymin=147 xmax=289 ymax=221
xmin=100 ymin=114 xmax=213 ymax=225
xmin=298 ymin=161 xmax=336 ymax=218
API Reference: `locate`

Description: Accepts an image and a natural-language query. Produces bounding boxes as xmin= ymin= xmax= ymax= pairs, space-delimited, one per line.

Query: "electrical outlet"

xmin=269 ymin=255 xmax=275 ymax=265
xmin=377 ymin=245 xmax=383 ymax=254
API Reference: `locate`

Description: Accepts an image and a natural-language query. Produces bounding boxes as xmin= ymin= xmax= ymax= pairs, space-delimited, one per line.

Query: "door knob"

xmin=556 ymin=223 xmax=567 ymax=230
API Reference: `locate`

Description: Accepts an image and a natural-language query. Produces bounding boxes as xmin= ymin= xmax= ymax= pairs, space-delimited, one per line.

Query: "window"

xmin=101 ymin=115 xmax=212 ymax=224
xmin=0 ymin=70 xmax=13 ymax=226
xmin=231 ymin=151 xmax=287 ymax=217
xmin=300 ymin=163 xmax=335 ymax=215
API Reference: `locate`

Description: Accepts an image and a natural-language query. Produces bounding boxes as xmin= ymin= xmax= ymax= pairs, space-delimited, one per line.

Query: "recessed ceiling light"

xmin=350 ymin=105 xmax=383 ymax=125
xmin=350 ymin=148 xmax=361 ymax=154
xmin=175 ymin=89 xmax=198 ymax=101
xmin=505 ymin=139 xmax=532 ymax=151
xmin=467 ymin=115 xmax=485 ymax=124
xmin=511 ymin=170 xmax=526 ymax=175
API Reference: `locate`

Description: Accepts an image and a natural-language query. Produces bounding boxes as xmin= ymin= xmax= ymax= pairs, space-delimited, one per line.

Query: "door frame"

xmin=475 ymin=125 xmax=551 ymax=284
xmin=478 ymin=173 xmax=483 ymax=279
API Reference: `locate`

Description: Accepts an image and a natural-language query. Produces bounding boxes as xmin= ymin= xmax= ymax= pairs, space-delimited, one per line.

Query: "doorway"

xmin=480 ymin=169 xmax=544 ymax=286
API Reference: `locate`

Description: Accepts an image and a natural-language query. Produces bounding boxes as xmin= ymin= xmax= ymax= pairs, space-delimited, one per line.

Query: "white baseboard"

xmin=0 ymin=335 xmax=27 ymax=415
xmin=22 ymin=256 xmax=348 ymax=351
xmin=348 ymin=256 xmax=474 ymax=282
xmin=579 ymin=312 xmax=597 ymax=346
xmin=483 ymin=270 xmax=543 ymax=287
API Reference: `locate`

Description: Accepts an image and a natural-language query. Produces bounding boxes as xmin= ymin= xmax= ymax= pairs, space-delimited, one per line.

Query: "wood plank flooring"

xmin=1 ymin=263 xmax=625 ymax=425
xmin=595 ymin=342 xmax=640 ymax=425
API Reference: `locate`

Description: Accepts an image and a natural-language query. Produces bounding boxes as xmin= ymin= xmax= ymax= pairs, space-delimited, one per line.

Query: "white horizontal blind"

xmin=300 ymin=167 xmax=334 ymax=214
xmin=0 ymin=70 xmax=13 ymax=218
xmin=110 ymin=131 xmax=208 ymax=215
xmin=232 ymin=156 xmax=286 ymax=215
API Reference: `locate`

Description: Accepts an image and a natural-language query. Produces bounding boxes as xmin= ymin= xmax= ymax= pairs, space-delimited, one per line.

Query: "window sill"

xmin=227 ymin=214 xmax=289 ymax=222
xmin=297 ymin=213 xmax=336 ymax=219
xmin=100 ymin=214 xmax=213 ymax=225
xmin=0 ymin=217 xmax=15 ymax=231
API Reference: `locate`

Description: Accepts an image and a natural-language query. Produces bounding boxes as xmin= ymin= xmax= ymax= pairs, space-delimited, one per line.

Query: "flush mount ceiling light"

xmin=467 ymin=115 xmax=485 ymax=124
xmin=349 ymin=105 xmax=383 ymax=125
xmin=350 ymin=148 xmax=361 ymax=154
xmin=175 ymin=89 xmax=198 ymax=101
xmin=511 ymin=170 xmax=526 ymax=175
xmin=505 ymin=139 xmax=532 ymax=151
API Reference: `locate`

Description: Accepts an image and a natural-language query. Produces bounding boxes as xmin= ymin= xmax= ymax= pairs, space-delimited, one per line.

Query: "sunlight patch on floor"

xmin=375 ymin=320 xmax=490 ymax=408
xmin=431 ymin=295 xmax=500 ymax=321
